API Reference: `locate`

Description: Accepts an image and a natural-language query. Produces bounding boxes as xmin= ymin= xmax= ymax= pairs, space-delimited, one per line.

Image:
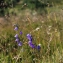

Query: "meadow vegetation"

xmin=0 ymin=0 xmax=63 ymax=63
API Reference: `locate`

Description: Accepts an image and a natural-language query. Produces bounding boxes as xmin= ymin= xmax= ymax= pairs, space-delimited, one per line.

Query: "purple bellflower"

xmin=27 ymin=34 xmax=35 ymax=48
xmin=29 ymin=42 xmax=35 ymax=48
xmin=15 ymin=38 xmax=19 ymax=42
xmin=14 ymin=25 xmax=22 ymax=46
xmin=20 ymin=31 xmax=22 ymax=35
xmin=14 ymin=34 xmax=18 ymax=38
xmin=27 ymin=34 xmax=32 ymax=41
xmin=36 ymin=44 xmax=41 ymax=50
xmin=27 ymin=34 xmax=31 ymax=37
xmin=14 ymin=26 xmax=18 ymax=31
xmin=18 ymin=41 xmax=22 ymax=46
xmin=28 ymin=41 xmax=35 ymax=48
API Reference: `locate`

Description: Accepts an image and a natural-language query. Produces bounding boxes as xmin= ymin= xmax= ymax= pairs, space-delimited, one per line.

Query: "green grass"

xmin=0 ymin=2 xmax=63 ymax=63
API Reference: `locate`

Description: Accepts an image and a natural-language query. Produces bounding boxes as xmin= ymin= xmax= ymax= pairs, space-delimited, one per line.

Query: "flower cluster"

xmin=27 ymin=34 xmax=35 ymax=48
xmin=14 ymin=25 xmax=41 ymax=50
xmin=27 ymin=34 xmax=41 ymax=50
xmin=14 ymin=26 xmax=22 ymax=46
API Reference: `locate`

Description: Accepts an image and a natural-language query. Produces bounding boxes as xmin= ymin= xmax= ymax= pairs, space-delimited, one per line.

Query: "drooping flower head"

xmin=15 ymin=38 xmax=20 ymax=42
xmin=14 ymin=26 xmax=18 ymax=31
xmin=27 ymin=34 xmax=32 ymax=41
xmin=27 ymin=34 xmax=31 ymax=37
xmin=20 ymin=31 xmax=22 ymax=35
xmin=28 ymin=42 xmax=35 ymax=48
xmin=14 ymin=34 xmax=18 ymax=38
xmin=18 ymin=41 xmax=22 ymax=46
xmin=28 ymin=41 xmax=35 ymax=48
xmin=36 ymin=44 xmax=41 ymax=50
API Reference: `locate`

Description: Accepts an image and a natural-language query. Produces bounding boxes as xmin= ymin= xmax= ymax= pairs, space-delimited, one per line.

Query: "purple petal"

xmin=27 ymin=34 xmax=31 ymax=37
xmin=18 ymin=41 xmax=22 ymax=46
xmin=36 ymin=45 xmax=41 ymax=50
xmin=27 ymin=34 xmax=32 ymax=41
xmin=15 ymin=38 xmax=19 ymax=42
xmin=20 ymin=31 xmax=22 ymax=35
xmin=14 ymin=26 xmax=18 ymax=31
xmin=28 ymin=41 xmax=32 ymax=44
xmin=27 ymin=37 xmax=32 ymax=41
xmin=14 ymin=34 xmax=18 ymax=38
xmin=28 ymin=42 xmax=35 ymax=48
